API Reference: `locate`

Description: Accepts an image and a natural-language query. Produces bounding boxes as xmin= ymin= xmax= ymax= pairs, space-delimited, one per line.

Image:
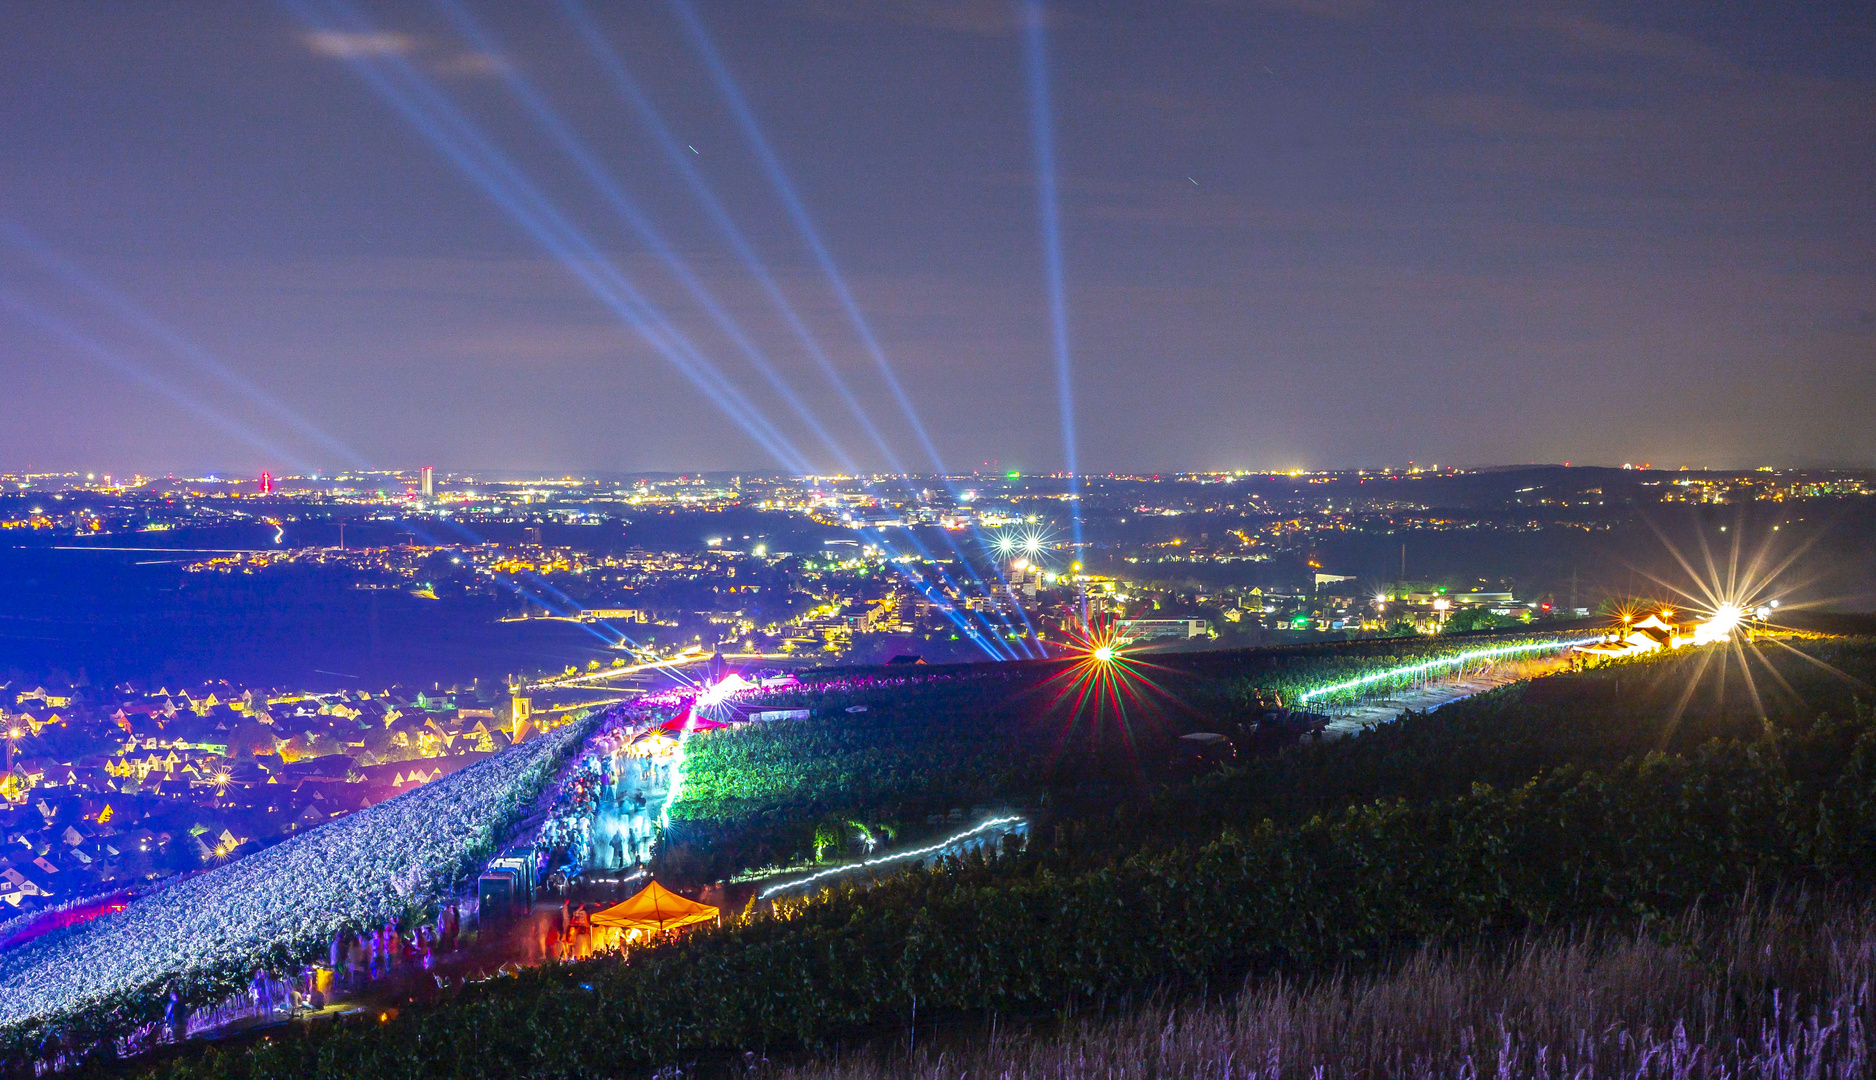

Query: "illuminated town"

xmin=3 ymin=462 xmax=1867 ymax=913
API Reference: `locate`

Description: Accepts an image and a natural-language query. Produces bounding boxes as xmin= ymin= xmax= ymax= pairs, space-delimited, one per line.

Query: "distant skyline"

xmin=4 ymin=461 xmax=1863 ymax=486
xmin=1 ymin=1 xmax=1871 ymax=476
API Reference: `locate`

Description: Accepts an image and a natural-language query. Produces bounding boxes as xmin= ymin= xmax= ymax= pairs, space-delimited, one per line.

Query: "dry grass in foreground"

xmin=769 ymin=893 xmax=1871 ymax=1080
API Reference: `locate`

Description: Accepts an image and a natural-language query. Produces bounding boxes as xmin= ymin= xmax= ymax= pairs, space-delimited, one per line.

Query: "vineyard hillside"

xmin=105 ymin=634 xmax=1876 ymax=1079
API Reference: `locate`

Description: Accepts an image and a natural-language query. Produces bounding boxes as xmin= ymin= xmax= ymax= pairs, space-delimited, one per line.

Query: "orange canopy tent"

xmin=590 ymin=879 xmax=719 ymax=932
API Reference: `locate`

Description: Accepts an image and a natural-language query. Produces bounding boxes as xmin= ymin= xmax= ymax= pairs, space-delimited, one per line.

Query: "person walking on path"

xmin=251 ymin=969 xmax=273 ymax=1020
xmin=165 ymin=988 xmax=189 ymax=1044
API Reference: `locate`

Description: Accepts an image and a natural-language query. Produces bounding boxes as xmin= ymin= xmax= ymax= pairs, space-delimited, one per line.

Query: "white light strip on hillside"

xmin=759 ymin=816 xmax=1027 ymax=899
xmin=1298 ymin=637 xmax=1602 ymax=703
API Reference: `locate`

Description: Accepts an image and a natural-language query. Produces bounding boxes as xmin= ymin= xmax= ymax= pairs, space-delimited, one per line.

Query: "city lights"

xmin=990 ymin=527 xmax=1054 ymax=567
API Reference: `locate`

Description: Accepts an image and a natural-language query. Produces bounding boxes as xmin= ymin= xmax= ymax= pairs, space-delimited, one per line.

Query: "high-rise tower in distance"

xmin=420 ymin=466 xmax=434 ymax=498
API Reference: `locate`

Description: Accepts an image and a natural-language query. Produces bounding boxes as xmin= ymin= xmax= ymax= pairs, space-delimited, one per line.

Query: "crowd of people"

xmin=526 ymin=704 xmax=686 ymax=885
xmin=548 ymin=900 xmax=596 ymax=961
xmin=325 ymin=905 xmax=462 ymax=989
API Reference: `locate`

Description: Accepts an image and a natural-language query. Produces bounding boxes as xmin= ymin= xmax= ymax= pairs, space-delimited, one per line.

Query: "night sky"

xmin=0 ymin=1 xmax=1870 ymax=476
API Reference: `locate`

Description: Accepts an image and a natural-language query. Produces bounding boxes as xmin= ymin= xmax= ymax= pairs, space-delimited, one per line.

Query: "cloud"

xmin=301 ymin=30 xmax=503 ymax=79
xmin=301 ymin=31 xmax=418 ymax=60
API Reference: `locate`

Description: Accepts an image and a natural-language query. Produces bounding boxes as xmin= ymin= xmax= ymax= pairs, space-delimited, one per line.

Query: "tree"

xmin=813 ymin=820 xmax=841 ymax=862
xmin=1443 ymin=608 xmax=1516 ymax=634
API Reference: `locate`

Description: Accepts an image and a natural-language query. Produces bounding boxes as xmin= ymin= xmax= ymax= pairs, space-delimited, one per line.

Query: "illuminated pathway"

xmin=753 ymin=817 xmax=1031 ymax=903
xmin=589 ymin=750 xmax=670 ymax=870
xmin=1321 ymin=653 xmax=1576 ymax=736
